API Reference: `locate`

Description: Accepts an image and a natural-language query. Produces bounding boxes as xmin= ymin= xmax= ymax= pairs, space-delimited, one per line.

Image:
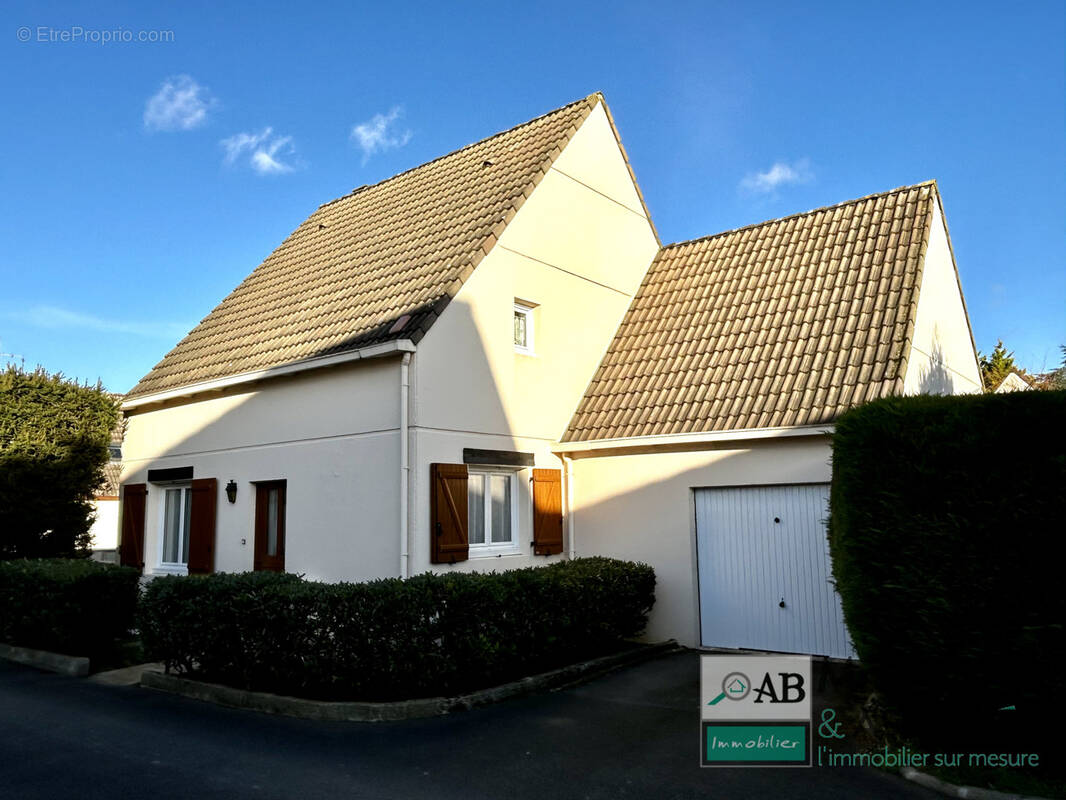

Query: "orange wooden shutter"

xmin=532 ymin=468 xmax=563 ymax=555
xmin=118 ymin=483 xmax=147 ymax=568
xmin=187 ymin=478 xmax=217 ymax=575
xmin=430 ymin=463 xmax=469 ymax=563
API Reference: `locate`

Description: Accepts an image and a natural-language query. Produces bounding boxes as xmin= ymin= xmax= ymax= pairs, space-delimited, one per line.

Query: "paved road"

xmin=0 ymin=652 xmax=935 ymax=799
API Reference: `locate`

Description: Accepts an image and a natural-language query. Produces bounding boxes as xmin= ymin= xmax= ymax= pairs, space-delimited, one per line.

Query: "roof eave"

xmin=122 ymin=338 xmax=416 ymax=411
xmin=553 ymin=423 xmax=834 ymax=455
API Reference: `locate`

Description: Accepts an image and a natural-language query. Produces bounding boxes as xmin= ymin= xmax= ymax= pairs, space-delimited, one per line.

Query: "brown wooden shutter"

xmin=186 ymin=478 xmax=217 ymax=575
xmin=430 ymin=463 xmax=469 ymax=564
xmin=118 ymin=483 xmax=147 ymax=568
xmin=532 ymin=468 xmax=564 ymax=555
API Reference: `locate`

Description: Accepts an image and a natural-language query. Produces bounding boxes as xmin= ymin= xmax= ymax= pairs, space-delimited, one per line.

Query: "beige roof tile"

xmin=127 ymin=95 xmax=603 ymax=400
xmin=562 ymin=182 xmax=937 ymax=442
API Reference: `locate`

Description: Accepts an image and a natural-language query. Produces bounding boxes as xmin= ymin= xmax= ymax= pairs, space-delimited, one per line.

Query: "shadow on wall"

xmin=120 ymin=298 xmax=520 ymax=582
xmin=918 ymin=342 xmax=956 ymax=395
xmin=567 ymin=436 xmax=834 ymax=645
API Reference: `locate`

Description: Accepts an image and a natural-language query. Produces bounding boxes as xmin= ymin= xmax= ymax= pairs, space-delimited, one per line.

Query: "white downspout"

xmin=562 ymin=454 xmax=576 ymax=560
xmin=399 ymin=352 xmax=411 ymax=578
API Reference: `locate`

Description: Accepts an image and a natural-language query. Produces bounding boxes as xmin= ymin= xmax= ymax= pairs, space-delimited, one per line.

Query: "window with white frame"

xmin=159 ymin=484 xmax=192 ymax=567
xmin=513 ymin=302 xmax=534 ymax=354
xmin=466 ymin=468 xmax=519 ymax=554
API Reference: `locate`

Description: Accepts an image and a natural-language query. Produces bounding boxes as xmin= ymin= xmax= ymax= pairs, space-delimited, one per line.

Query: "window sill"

xmin=469 ymin=547 xmax=523 ymax=559
xmin=513 ymin=348 xmax=537 ymax=358
xmin=151 ymin=564 xmax=189 ymax=577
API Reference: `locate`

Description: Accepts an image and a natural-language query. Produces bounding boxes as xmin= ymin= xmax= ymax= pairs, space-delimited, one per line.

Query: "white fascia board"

xmin=552 ymin=423 xmax=833 ymax=454
xmin=121 ymin=339 xmax=417 ymax=410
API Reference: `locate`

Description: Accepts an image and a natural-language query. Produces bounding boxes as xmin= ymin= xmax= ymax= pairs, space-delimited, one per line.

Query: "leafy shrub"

xmin=828 ymin=390 xmax=1066 ymax=746
xmin=0 ymin=366 xmax=119 ymax=559
xmin=0 ymin=559 xmax=141 ymax=657
xmin=139 ymin=557 xmax=655 ymax=701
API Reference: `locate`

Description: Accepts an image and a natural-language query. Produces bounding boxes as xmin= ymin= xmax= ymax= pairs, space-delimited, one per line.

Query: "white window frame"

xmin=513 ymin=302 xmax=535 ymax=355
xmin=467 ymin=467 xmax=520 ymax=557
xmin=155 ymin=482 xmax=191 ymax=575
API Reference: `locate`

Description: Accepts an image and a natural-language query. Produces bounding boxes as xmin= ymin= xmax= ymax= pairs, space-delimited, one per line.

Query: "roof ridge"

xmin=318 ymin=93 xmax=602 ymax=211
xmin=663 ymin=180 xmax=938 ymax=251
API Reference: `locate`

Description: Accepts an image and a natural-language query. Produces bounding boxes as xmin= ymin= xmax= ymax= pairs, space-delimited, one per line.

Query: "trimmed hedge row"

xmin=139 ymin=557 xmax=656 ymax=701
xmin=0 ymin=559 xmax=141 ymax=657
xmin=828 ymin=390 xmax=1066 ymax=744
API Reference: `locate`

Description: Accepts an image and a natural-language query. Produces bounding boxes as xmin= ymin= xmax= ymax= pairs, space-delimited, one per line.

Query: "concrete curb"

xmin=900 ymin=767 xmax=1053 ymax=800
xmin=0 ymin=643 xmax=90 ymax=677
xmin=140 ymin=640 xmax=681 ymax=722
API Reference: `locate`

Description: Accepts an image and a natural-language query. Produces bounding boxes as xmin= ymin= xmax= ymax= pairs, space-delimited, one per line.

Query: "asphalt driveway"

xmin=0 ymin=651 xmax=936 ymax=800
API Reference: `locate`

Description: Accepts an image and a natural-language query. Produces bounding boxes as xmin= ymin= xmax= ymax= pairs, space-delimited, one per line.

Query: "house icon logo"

xmin=701 ymin=655 xmax=811 ymax=720
xmin=708 ymin=671 xmax=751 ymax=704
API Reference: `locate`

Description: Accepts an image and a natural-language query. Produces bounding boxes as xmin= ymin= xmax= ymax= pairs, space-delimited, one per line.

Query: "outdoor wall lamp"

xmin=225 ymin=480 xmax=238 ymax=504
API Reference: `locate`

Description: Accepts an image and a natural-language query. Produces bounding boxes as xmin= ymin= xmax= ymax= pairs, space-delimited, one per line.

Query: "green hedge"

xmin=0 ymin=559 xmax=141 ymax=657
xmin=828 ymin=390 xmax=1066 ymax=744
xmin=139 ymin=557 xmax=656 ymax=701
xmin=0 ymin=366 xmax=119 ymax=559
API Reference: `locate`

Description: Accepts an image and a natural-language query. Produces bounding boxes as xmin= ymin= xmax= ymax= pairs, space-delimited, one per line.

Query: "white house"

xmin=119 ymin=93 xmax=982 ymax=656
xmin=993 ymin=371 xmax=1032 ymax=393
xmin=89 ymin=412 xmax=125 ymax=562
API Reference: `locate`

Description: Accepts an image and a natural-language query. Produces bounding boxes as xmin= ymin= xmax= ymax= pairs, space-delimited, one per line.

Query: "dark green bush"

xmin=0 ymin=366 xmax=119 ymax=559
xmin=828 ymin=390 xmax=1066 ymax=746
xmin=139 ymin=557 xmax=655 ymax=701
xmin=0 ymin=559 xmax=141 ymax=657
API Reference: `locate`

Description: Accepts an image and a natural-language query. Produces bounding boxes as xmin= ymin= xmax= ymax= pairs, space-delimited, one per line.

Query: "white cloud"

xmin=350 ymin=107 xmax=412 ymax=164
xmin=144 ymin=75 xmax=216 ymax=132
xmin=740 ymin=159 xmax=813 ymax=194
xmin=220 ymin=127 xmax=297 ymax=174
xmin=4 ymin=306 xmax=189 ymax=339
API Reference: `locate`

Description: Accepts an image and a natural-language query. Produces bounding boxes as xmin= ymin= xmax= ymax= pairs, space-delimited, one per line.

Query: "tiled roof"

xmin=97 ymin=462 xmax=121 ymax=498
xmin=127 ymin=95 xmax=602 ymax=400
xmin=97 ymin=408 xmax=125 ymax=497
xmin=562 ymin=182 xmax=938 ymax=442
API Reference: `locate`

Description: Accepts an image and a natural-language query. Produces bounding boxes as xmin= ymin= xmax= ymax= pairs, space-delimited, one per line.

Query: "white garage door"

xmin=694 ymin=484 xmax=854 ymax=659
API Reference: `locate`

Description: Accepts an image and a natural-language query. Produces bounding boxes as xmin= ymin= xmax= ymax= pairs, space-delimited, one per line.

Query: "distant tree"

xmin=0 ymin=366 xmax=119 ymax=559
xmin=1034 ymin=345 xmax=1066 ymax=391
xmin=978 ymin=339 xmax=1016 ymax=392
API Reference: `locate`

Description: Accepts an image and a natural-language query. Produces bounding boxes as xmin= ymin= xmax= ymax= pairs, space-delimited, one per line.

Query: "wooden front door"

xmin=253 ymin=481 xmax=286 ymax=572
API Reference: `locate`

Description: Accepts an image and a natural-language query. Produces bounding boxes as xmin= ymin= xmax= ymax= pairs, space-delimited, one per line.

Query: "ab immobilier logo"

xmin=700 ymin=655 xmax=812 ymax=767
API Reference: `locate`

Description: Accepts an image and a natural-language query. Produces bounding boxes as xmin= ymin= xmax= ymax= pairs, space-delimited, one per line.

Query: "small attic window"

xmin=482 ymin=158 xmax=495 ymax=167
xmin=514 ymin=302 xmax=535 ymax=355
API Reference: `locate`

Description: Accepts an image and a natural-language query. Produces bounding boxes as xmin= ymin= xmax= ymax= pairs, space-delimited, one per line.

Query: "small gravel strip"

xmin=140 ymin=640 xmax=680 ymax=722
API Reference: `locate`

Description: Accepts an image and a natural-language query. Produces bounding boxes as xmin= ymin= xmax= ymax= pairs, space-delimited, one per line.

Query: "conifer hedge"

xmin=828 ymin=390 xmax=1066 ymax=743
xmin=0 ymin=366 xmax=119 ymax=559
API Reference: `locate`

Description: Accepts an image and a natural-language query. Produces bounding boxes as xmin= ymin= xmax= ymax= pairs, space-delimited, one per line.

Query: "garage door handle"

xmin=779 ymin=598 xmax=786 ymax=608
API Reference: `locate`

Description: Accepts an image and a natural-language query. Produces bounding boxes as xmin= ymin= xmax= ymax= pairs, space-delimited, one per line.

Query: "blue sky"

xmin=2 ymin=0 xmax=1064 ymax=393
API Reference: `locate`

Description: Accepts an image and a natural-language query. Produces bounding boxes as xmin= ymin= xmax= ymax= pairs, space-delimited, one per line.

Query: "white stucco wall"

xmin=566 ymin=437 xmax=833 ymax=647
xmin=408 ymin=99 xmax=659 ymax=576
xmin=122 ymin=358 xmax=401 ymax=582
xmin=89 ymin=498 xmax=119 ymax=551
xmin=903 ymin=198 xmax=982 ymax=395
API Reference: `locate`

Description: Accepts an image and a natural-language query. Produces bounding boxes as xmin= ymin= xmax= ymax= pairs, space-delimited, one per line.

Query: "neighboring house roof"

xmin=97 ymin=462 xmax=122 ymax=498
xmin=127 ymin=94 xmax=609 ymax=400
xmin=993 ymin=371 xmax=1033 ymax=393
xmin=96 ymin=406 xmax=125 ymax=498
xmin=563 ymin=182 xmax=939 ymax=442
